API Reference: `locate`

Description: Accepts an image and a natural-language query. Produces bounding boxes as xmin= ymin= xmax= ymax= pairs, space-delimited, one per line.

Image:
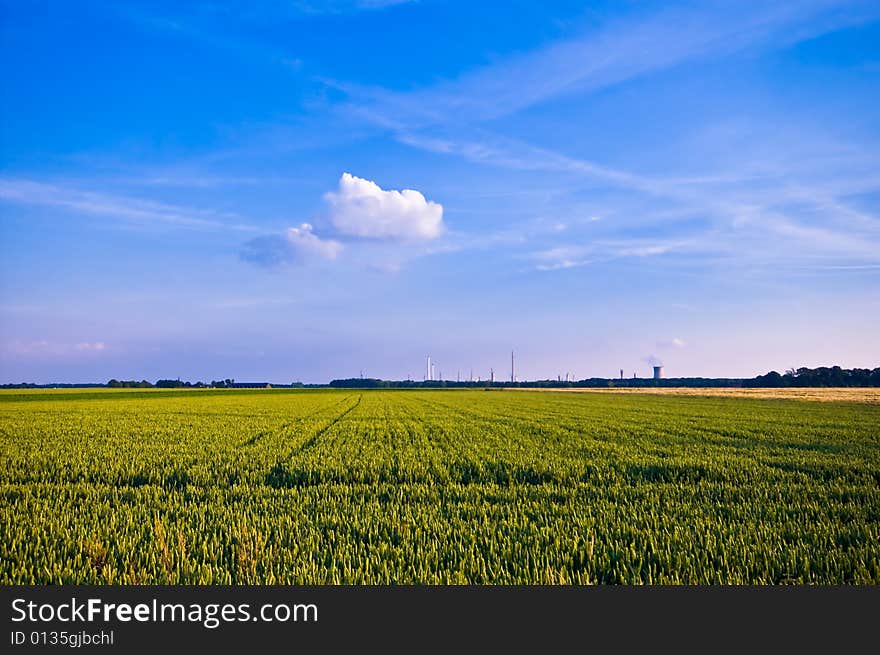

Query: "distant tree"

xmin=155 ymin=379 xmax=187 ymax=388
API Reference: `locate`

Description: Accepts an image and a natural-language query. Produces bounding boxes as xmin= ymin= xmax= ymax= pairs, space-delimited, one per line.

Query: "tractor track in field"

xmin=240 ymin=394 xmax=355 ymax=447
xmin=293 ymin=394 xmax=363 ymax=454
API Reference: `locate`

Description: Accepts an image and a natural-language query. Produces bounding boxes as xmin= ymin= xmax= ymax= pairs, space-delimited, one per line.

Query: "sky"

xmin=1 ymin=0 xmax=879 ymax=384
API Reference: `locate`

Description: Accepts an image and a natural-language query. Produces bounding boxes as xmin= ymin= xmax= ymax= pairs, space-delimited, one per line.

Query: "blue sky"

xmin=1 ymin=0 xmax=879 ymax=384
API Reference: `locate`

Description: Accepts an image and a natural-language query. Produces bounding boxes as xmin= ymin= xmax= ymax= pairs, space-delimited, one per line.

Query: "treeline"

xmin=3 ymin=366 xmax=878 ymax=390
xmin=105 ymin=379 xmax=212 ymax=388
xmin=0 ymin=383 xmax=104 ymax=389
xmin=327 ymin=377 xmax=745 ymax=389
xmin=102 ymin=379 xmax=311 ymax=389
xmin=329 ymin=366 xmax=880 ymax=389
xmin=106 ymin=378 xmax=280 ymax=388
xmin=744 ymin=366 xmax=880 ymax=387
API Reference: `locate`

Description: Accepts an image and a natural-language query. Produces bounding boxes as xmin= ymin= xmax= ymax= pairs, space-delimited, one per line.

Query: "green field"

xmin=1 ymin=388 xmax=878 ymax=584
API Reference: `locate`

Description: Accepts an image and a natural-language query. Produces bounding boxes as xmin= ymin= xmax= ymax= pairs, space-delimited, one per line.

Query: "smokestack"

xmin=511 ymin=350 xmax=515 ymax=383
xmin=653 ymin=365 xmax=663 ymax=380
xmin=620 ymin=369 xmax=624 ymax=380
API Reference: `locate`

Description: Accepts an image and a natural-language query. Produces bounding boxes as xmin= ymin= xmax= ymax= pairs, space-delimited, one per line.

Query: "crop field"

xmin=1 ymin=388 xmax=878 ymax=584
xmin=514 ymin=386 xmax=880 ymax=403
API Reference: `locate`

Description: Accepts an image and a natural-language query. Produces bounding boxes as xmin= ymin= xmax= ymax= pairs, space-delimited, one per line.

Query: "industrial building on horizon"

xmin=425 ymin=351 xmax=667 ymax=383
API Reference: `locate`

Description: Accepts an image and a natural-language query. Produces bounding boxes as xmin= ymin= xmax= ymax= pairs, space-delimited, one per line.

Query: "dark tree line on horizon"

xmin=745 ymin=366 xmax=880 ymax=387
xmin=104 ymin=378 xmax=243 ymax=388
xmin=1 ymin=366 xmax=878 ymax=390
xmin=328 ymin=366 xmax=880 ymax=389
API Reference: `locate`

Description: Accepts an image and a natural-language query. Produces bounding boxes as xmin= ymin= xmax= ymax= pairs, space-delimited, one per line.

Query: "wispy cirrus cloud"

xmin=402 ymin=126 xmax=880 ymax=267
xmin=2 ymin=340 xmax=109 ymax=357
xmin=529 ymin=237 xmax=694 ymax=272
xmin=137 ymin=175 xmax=267 ymax=188
xmin=530 ymin=246 xmax=592 ymax=272
xmin=74 ymin=342 xmax=106 ymax=352
xmin=0 ymin=178 xmax=258 ymax=232
xmin=336 ymin=0 xmax=880 ymax=129
xmin=118 ymin=0 xmax=416 ymax=36
xmin=657 ymin=337 xmax=686 ymax=349
xmin=321 ymin=1 xmax=880 ymax=271
xmin=309 ymin=0 xmax=415 ymax=11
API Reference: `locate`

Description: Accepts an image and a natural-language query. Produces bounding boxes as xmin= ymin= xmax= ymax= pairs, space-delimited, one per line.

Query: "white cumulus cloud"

xmin=324 ymin=172 xmax=443 ymax=241
xmin=240 ymin=223 xmax=341 ymax=267
xmin=286 ymin=223 xmax=342 ymax=260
